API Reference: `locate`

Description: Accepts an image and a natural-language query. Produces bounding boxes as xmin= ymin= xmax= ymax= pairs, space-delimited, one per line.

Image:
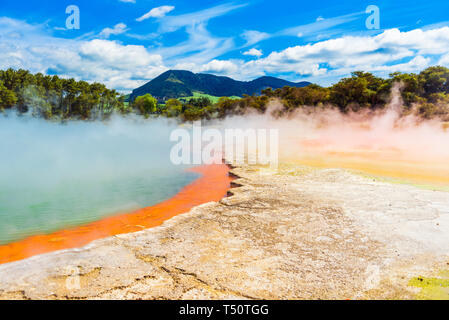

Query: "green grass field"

xmin=125 ymin=91 xmax=241 ymax=108
xmin=179 ymin=92 xmax=241 ymax=104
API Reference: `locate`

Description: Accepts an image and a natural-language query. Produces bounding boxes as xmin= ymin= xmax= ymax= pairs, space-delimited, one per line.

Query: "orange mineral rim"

xmin=0 ymin=163 xmax=233 ymax=265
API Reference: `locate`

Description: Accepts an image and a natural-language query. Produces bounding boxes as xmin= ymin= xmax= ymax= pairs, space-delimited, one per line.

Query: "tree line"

xmin=0 ymin=69 xmax=127 ymax=119
xmin=2 ymin=66 xmax=449 ymax=121
xmin=144 ymin=66 xmax=449 ymax=121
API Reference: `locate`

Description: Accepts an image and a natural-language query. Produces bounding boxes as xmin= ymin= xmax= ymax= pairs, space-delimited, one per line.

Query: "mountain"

xmin=129 ymin=70 xmax=311 ymax=101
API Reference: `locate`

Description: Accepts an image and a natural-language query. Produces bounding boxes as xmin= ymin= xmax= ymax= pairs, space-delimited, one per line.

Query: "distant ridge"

xmin=129 ymin=70 xmax=311 ymax=101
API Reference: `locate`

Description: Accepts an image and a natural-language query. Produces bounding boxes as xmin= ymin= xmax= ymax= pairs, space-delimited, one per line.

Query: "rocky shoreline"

xmin=0 ymin=163 xmax=448 ymax=300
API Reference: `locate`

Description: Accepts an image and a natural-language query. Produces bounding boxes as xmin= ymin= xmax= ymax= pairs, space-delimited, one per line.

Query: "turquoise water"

xmin=0 ymin=114 xmax=197 ymax=245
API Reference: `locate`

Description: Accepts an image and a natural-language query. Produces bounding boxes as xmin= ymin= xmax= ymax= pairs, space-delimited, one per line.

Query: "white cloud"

xmin=243 ymin=48 xmax=263 ymax=57
xmin=126 ymin=3 xmax=247 ymax=73
xmin=241 ymin=30 xmax=270 ymax=46
xmin=45 ymin=40 xmax=166 ymax=90
xmin=136 ymin=6 xmax=175 ymax=22
xmin=145 ymin=3 xmax=247 ymax=68
xmin=156 ymin=3 xmax=246 ymax=33
xmin=199 ymin=59 xmax=239 ymax=74
xmin=239 ymin=12 xmax=362 ymax=48
xmin=279 ymin=12 xmax=361 ymax=39
xmin=156 ymin=22 xmax=234 ymax=67
xmin=2 ymin=15 xmax=449 ymax=91
xmin=80 ymin=40 xmax=163 ymax=68
xmin=99 ymin=23 xmax=128 ymax=38
xmin=438 ymin=53 xmax=449 ymax=67
xmin=167 ymin=26 xmax=449 ymax=82
xmin=239 ymin=27 xmax=449 ymax=81
xmin=0 ymin=18 xmax=166 ymax=91
xmin=375 ymin=56 xmax=430 ymax=73
xmin=119 ymin=0 xmax=136 ymax=3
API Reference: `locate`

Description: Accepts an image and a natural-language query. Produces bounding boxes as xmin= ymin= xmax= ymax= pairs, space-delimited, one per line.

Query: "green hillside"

xmin=129 ymin=70 xmax=310 ymax=102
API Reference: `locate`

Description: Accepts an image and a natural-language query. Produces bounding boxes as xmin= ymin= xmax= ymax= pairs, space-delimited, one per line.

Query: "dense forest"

xmin=168 ymin=66 xmax=449 ymax=121
xmin=0 ymin=69 xmax=127 ymax=119
xmin=1 ymin=66 xmax=449 ymax=121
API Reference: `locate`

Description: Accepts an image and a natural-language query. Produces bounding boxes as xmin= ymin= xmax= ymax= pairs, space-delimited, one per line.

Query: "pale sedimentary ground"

xmin=0 ymin=163 xmax=448 ymax=300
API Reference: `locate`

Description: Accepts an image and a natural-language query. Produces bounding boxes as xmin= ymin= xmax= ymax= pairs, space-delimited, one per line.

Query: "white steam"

xmin=0 ymin=113 xmax=196 ymax=243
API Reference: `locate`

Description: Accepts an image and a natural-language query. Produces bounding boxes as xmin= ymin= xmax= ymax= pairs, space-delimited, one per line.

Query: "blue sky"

xmin=1 ymin=0 xmax=449 ymax=92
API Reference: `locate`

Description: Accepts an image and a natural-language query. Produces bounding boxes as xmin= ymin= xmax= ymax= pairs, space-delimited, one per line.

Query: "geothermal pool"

xmin=0 ymin=115 xmax=201 ymax=249
xmin=3 ymin=104 xmax=449 ymax=264
xmin=0 ymin=168 xmax=198 ymax=245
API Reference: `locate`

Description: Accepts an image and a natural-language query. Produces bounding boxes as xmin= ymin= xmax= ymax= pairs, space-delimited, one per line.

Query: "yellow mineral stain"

xmin=409 ymin=273 xmax=449 ymax=300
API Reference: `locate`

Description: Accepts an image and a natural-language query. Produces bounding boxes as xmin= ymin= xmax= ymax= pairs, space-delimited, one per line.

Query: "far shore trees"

xmin=133 ymin=93 xmax=157 ymax=118
xmin=0 ymin=80 xmax=17 ymax=111
xmin=2 ymin=66 xmax=449 ymax=121
xmin=0 ymin=68 xmax=126 ymax=119
xmin=165 ymin=98 xmax=183 ymax=117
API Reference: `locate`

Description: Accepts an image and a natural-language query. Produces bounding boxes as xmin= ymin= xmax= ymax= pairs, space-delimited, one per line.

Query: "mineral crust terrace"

xmin=0 ymin=163 xmax=448 ymax=300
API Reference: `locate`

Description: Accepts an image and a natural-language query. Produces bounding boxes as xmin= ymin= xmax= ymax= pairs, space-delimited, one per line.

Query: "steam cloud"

xmin=0 ymin=113 xmax=196 ymax=243
xmin=217 ymin=84 xmax=449 ymax=185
